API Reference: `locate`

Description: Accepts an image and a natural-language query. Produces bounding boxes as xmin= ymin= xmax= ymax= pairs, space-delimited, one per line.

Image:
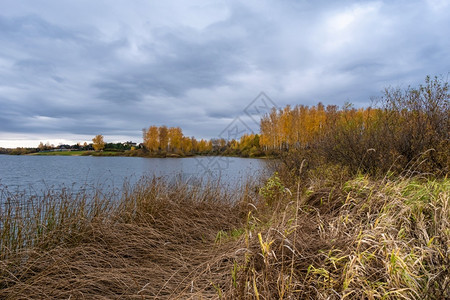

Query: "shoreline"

xmin=23 ymin=150 xmax=274 ymax=159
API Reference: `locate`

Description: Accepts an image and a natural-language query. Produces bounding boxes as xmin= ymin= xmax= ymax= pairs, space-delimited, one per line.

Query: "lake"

xmin=0 ymin=155 xmax=270 ymax=198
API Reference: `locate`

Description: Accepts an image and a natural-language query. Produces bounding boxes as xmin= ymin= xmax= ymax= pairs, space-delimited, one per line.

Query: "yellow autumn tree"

xmin=144 ymin=126 xmax=159 ymax=152
xmin=158 ymin=126 xmax=169 ymax=151
xmin=168 ymin=127 xmax=183 ymax=152
xmin=38 ymin=142 xmax=46 ymax=151
xmin=92 ymin=135 xmax=105 ymax=151
xmin=197 ymin=139 xmax=209 ymax=152
xmin=181 ymin=137 xmax=193 ymax=153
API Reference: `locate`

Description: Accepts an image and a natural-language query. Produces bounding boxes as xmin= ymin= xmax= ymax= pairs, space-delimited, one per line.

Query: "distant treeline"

xmin=1 ymin=147 xmax=36 ymax=155
xmin=141 ymin=125 xmax=263 ymax=157
xmin=0 ymin=148 xmax=10 ymax=155
xmin=268 ymin=76 xmax=449 ymax=177
xmin=2 ymin=141 xmax=136 ymax=155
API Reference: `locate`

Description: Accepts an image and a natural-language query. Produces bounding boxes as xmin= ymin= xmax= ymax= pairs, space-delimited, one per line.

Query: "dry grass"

xmin=1 ymin=178 xmax=253 ymax=299
xmin=1 ymin=174 xmax=448 ymax=299
xmin=224 ymin=175 xmax=449 ymax=299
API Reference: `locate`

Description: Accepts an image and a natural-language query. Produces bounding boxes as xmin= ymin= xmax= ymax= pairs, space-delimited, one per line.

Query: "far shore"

xmin=25 ymin=150 xmax=272 ymax=159
xmin=30 ymin=150 xmax=86 ymax=156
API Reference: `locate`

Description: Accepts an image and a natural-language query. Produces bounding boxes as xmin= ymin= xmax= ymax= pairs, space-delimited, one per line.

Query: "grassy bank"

xmin=1 ymin=172 xmax=448 ymax=299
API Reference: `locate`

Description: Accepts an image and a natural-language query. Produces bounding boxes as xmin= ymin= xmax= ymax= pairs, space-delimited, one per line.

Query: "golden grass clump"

xmin=1 ymin=174 xmax=448 ymax=299
xmin=225 ymin=175 xmax=449 ymax=299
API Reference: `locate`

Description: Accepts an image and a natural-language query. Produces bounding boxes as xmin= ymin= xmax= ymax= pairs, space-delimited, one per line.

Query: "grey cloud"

xmin=0 ymin=14 xmax=79 ymax=40
xmin=14 ymin=59 xmax=55 ymax=73
xmin=0 ymin=0 xmax=449 ymax=146
xmin=93 ymin=25 xmax=249 ymax=101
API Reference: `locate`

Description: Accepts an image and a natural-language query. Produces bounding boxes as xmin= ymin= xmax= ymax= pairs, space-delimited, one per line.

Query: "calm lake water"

xmin=0 ymin=155 xmax=269 ymax=197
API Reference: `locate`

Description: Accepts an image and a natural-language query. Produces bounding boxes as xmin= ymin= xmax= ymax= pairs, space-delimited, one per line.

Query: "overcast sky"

xmin=0 ymin=0 xmax=449 ymax=147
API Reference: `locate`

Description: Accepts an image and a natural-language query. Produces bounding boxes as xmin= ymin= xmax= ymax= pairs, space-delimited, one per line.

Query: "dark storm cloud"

xmin=0 ymin=0 xmax=449 ymax=147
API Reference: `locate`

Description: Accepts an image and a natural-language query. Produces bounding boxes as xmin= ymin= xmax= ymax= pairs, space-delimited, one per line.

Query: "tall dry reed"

xmin=1 ymin=173 xmax=448 ymax=299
